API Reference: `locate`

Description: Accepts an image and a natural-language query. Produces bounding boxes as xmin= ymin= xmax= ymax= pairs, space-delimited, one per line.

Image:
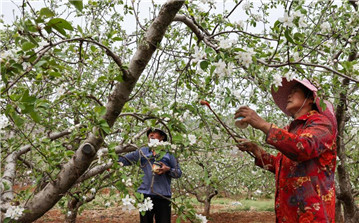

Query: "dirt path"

xmin=35 ymin=208 xmax=275 ymax=223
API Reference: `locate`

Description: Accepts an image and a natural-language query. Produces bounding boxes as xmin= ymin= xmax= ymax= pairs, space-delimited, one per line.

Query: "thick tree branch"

xmin=0 ymin=145 xmax=31 ymax=210
xmin=18 ymin=1 xmax=185 ymax=222
xmin=257 ymin=59 xmax=359 ymax=83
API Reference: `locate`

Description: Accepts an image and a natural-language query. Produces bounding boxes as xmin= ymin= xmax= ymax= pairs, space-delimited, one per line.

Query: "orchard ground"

xmin=34 ymin=199 xmax=276 ymax=223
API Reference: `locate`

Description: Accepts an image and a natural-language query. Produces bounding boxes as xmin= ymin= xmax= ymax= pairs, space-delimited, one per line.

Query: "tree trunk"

xmin=335 ymin=78 xmax=359 ymax=223
xmin=65 ymin=198 xmax=80 ymax=223
xmin=17 ymin=1 xmax=185 ymax=222
xmin=204 ymin=199 xmax=211 ymax=217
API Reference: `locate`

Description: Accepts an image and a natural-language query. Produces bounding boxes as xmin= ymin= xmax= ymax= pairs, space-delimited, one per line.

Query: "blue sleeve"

xmin=168 ymin=155 xmax=182 ymax=178
xmin=118 ymin=149 xmax=141 ymax=166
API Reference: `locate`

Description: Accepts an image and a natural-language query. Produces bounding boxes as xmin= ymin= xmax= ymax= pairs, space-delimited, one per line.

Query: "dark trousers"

xmin=140 ymin=195 xmax=171 ymax=223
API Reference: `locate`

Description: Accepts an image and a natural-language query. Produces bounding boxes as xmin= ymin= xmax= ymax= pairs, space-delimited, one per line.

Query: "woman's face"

xmin=148 ymin=131 xmax=164 ymax=142
xmin=286 ymin=86 xmax=310 ymax=115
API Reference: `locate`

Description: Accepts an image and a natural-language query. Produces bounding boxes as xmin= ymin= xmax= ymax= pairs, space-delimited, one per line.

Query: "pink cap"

xmin=271 ymin=78 xmax=337 ymax=130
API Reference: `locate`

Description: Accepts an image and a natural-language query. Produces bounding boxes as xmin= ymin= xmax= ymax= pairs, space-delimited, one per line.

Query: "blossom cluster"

xmin=273 ymin=73 xmax=283 ymax=88
xmin=235 ymin=50 xmax=254 ymax=68
xmin=193 ymin=46 xmax=206 ymax=63
xmin=121 ymin=195 xmax=154 ymax=212
xmin=148 ymin=138 xmax=171 ymax=148
xmin=122 ymin=178 xmax=133 ymax=187
xmin=188 ymin=134 xmax=196 ymax=145
xmin=138 ymin=197 xmax=154 ymax=212
xmin=278 ymin=11 xmax=307 ymax=28
xmin=213 ymin=59 xmax=233 ymax=77
xmin=195 ymin=213 xmax=208 ymax=223
xmin=122 ymin=195 xmax=136 ymax=211
xmin=217 ymin=37 xmax=235 ymax=50
xmin=5 ymin=205 xmax=25 ymax=220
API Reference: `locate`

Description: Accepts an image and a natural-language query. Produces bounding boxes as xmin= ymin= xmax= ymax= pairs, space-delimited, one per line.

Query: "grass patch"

xmin=181 ymin=197 xmax=274 ymax=213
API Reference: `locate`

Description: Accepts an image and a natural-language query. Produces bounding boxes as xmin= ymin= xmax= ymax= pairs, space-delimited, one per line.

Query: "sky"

xmin=0 ymin=0 xmax=284 ymax=35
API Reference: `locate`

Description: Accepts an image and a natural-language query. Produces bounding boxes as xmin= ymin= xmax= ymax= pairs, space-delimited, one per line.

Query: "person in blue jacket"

xmin=118 ymin=128 xmax=182 ymax=223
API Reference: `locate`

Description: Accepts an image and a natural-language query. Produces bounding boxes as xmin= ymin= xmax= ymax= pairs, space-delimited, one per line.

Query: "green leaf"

xmin=11 ymin=112 xmax=24 ymax=127
xmin=65 ymin=150 xmax=75 ymax=157
xmin=47 ymin=18 xmax=73 ymax=35
xmin=77 ymin=25 xmax=83 ymax=35
xmin=21 ymin=90 xmax=37 ymax=103
xmin=39 ymin=7 xmax=55 ymax=18
xmin=69 ymin=0 xmax=83 ymax=12
xmin=200 ymin=61 xmax=209 ymax=70
xmin=100 ymin=120 xmax=111 ymax=134
xmin=22 ymin=42 xmax=37 ymax=51
xmin=94 ymin=106 xmax=107 ymax=116
xmin=284 ymin=29 xmax=295 ymax=44
xmin=30 ymin=111 xmax=41 ymax=123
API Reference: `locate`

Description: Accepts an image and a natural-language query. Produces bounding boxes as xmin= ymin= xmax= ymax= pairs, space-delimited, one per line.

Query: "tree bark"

xmin=17 ymin=1 xmax=185 ymax=222
xmin=335 ymin=77 xmax=359 ymax=223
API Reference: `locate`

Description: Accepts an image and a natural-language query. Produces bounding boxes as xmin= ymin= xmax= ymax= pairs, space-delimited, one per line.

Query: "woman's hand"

xmin=236 ymin=141 xmax=264 ymax=159
xmin=156 ymin=162 xmax=170 ymax=175
xmin=234 ymin=106 xmax=271 ymax=134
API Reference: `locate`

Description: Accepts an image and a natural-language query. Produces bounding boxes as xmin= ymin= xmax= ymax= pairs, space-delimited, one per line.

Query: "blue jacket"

xmin=118 ymin=147 xmax=182 ymax=197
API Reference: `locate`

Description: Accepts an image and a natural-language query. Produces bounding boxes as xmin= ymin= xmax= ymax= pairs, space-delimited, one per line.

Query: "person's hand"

xmin=236 ymin=141 xmax=263 ymax=159
xmin=156 ymin=162 xmax=170 ymax=175
xmin=234 ymin=106 xmax=271 ymax=134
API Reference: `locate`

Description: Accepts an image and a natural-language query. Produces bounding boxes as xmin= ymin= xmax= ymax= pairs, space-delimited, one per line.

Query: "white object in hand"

xmin=235 ymin=117 xmax=248 ymax=129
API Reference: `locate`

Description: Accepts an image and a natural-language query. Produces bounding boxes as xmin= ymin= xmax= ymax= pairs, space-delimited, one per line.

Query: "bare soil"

xmin=34 ymin=208 xmax=275 ymax=223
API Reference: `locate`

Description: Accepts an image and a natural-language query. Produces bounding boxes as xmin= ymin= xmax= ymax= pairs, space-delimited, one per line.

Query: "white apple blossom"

xmin=105 ymin=202 xmax=111 ymax=207
xmin=5 ymin=206 xmax=25 ymax=220
xmin=235 ymin=50 xmax=254 ymax=68
xmin=225 ymin=62 xmax=234 ymax=77
xmin=217 ymin=37 xmax=234 ymax=49
xmin=293 ymin=52 xmax=300 ymax=61
xmin=292 ymin=10 xmax=303 ymax=18
xmin=320 ymin=22 xmax=330 ymax=33
xmin=193 ymin=46 xmax=206 ymax=63
xmin=138 ymin=197 xmax=153 ymax=212
xmin=279 ymin=13 xmax=294 ymax=27
xmin=252 ymin=14 xmax=262 ymax=22
xmin=67 ymin=211 xmax=72 ymax=217
xmin=195 ymin=213 xmax=208 ymax=223
xmin=233 ymin=90 xmax=241 ymax=98
xmin=148 ymin=138 xmax=160 ymax=147
xmin=82 ymin=196 xmax=87 ymax=200
xmin=122 ymin=194 xmax=136 ymax=211
xmin=242 ymin=1 xmax=251 ymax=11
xmin=90 ymin=188 xmax=96 ymax=194
xmin=285 ymin=71 xmax=295 ymax=82
xmin=273 ymin=74 xmax=283 ymax=88
xmin=234 ymin=20 xmax=245 ymax=29
xmin=188 ymin=134 xmax=196 ymax=145
xmin=122 ymin=178 xmax=133 ymax=187
xmin=213 ymin=59 xmax=227 ymax=76
xmin=171 ymin=144 xmax=177 ymax=150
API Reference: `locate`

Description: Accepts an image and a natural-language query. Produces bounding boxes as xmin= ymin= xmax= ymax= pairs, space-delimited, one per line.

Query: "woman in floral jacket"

xmin=235 ymin=78 xmax=337 ymax=223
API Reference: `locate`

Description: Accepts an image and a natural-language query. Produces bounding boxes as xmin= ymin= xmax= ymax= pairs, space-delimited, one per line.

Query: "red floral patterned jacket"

xmin=255 ymin=111 xmax=337 ymax=223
